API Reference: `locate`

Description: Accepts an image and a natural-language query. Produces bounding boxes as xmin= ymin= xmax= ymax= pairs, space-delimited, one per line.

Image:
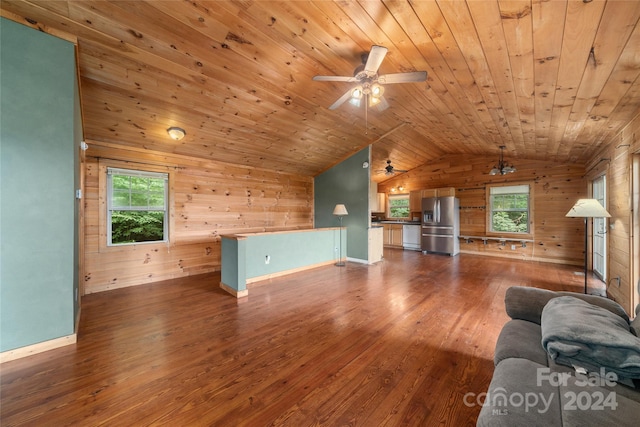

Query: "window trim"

xmin=388 ymin=193 xmax=410 ymax=219
xmin=107 ymin=167 xmax=169 ymax=246
xmin=97 ymin=160 xmax=174 ymax=251
xmin=486 ymin=182 xmax=533 ymax=239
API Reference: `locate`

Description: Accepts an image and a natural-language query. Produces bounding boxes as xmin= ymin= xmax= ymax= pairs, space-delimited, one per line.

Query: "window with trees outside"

xmin=388 ymin=194 xmax=410 ymax=218
xmin=107 ymin=168 xmax=168 ymax=245
xmin=489 ymin=184 xmax=530 ymax=234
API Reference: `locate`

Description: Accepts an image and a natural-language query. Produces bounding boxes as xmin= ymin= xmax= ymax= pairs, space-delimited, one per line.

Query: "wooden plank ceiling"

xmin=2 ymin=0 xmax=640 ymax=182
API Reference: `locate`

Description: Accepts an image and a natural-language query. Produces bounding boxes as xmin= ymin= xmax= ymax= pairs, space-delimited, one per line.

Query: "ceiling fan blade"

xmin=377 ymin=71 xmax=427 ymax=84
xmin=328 ymin=88 xmax=355 ymax=110
xmin=313 ymin=75 xmax=358 ymax=82
xmin=364 ymin=45 xmax=388 ymax=75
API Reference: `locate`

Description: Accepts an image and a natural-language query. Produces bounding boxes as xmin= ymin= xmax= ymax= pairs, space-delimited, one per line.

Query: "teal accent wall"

xmin=1 ymin=18 xmax=78 ymax=351
xmin=221 ymin=228 xmax=342 ymax=292
xmin=221 ymin=237 xmax=245 ymax=292
xmin=244 ymin=230 xmax=341 ymax=277
xmin=314 ymin=147 xmax=371 ymax=261
xmin=73 ymin=60 xmax=82 ymax=325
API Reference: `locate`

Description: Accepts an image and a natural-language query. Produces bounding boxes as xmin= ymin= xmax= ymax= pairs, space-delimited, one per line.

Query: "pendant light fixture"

xmin=489 ymin=146 xmax=516 ymax=175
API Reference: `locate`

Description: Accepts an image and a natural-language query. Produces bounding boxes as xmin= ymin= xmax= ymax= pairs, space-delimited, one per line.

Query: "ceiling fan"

xmin=377 ymin=160 xmax=408 ymax=176
xmin=313 ymin=45 xmax=427 ymax=111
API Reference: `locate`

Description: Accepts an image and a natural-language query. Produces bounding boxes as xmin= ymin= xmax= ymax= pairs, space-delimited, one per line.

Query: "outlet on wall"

xmin=265 ymin=255 xmax=270 ymax=265
xmin=511 ymin=245 xmax=516 ymax=250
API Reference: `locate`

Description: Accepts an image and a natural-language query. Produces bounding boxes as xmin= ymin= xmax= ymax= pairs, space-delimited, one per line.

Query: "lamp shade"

xmin=565 ymin=199 xmax=611 ymax=218
xmin=333 ymin=204 xmax=348 ymax=216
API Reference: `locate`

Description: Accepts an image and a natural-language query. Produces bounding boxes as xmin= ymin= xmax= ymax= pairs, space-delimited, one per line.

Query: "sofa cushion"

xmin=476 ymin=358 xmax=562 ymax=427
xmin=505 ymin=286 xmax=629 ymax=325
xmin=559 ymin=372 xmax=640 ymax=425
xmin=478 ymin=358 xmax=640 ymax=427
xmin=631 ymin=315 xmax=640 ymax=337
xmin=494 ymin=319 xmax=548 ymax=367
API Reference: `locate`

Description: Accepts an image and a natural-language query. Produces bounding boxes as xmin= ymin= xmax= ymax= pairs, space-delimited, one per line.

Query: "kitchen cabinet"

xmin=421 ymin=187 xmax=456 ymax=198
xmin=382 ymin=224 xmax=390 ymax=245
xmin=368 ymin=227 xmax=384 ymax=263
xmin=370 ymin=182 xmax=386 ymax=213
xmin=370 ymin=181 xmax=378 ymax=211
xmin=409 ymin=190 xmax=422 ymax=212
xmin=382 ymin=224 xmax=403 ymax=248
xmin=377 ymin=193 xmax=386 ymax=213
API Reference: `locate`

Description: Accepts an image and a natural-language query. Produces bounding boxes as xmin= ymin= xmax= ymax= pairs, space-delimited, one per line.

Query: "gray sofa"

xmin=477 ymin=286 xmax=640 ymax=426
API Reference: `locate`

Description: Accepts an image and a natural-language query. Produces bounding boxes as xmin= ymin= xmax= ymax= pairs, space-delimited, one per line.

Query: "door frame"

xmin=592 ymin=175 xmax=607 ymax=282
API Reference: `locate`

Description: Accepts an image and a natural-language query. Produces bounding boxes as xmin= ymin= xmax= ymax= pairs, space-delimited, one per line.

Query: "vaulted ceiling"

xmin=2 ymin=0 xmax=639 ymax=182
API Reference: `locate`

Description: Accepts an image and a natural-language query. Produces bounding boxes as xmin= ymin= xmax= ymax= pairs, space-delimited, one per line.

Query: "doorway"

xmin=633 ymin=155 xmax=640 ymax=316
xmin=592 ymin=175 xmax=607 ymax=282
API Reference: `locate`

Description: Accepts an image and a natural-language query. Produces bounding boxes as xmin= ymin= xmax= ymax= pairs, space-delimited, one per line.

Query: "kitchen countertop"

xmin=373 ymin=220 xmax=421 ymax=225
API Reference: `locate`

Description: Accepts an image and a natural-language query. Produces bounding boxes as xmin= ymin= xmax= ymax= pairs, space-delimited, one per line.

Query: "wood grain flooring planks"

xmin=1 ymin=251 xmax=602 ymax=426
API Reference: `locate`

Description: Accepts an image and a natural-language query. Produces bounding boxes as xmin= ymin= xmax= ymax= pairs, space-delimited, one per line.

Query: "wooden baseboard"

xmin=219 ymin=281 xmax=249 ymax=298
xmin=458 ymin=249 xmax=582 ymax=266
xmin=0 ymin=334 xmax=76 ymax=364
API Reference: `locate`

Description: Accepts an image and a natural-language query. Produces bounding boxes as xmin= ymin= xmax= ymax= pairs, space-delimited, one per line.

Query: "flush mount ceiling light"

xmin=167 ymin=126 xmax=186 ymax=141
xmin=490 ymin=146 xmax=516 ymax=175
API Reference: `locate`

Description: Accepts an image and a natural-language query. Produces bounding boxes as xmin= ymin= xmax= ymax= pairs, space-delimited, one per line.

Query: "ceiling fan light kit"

xmin=489 ymin=146 xmax=516 ymax=175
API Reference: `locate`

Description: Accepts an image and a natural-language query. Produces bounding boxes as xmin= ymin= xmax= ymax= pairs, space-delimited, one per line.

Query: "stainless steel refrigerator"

xmin=421 ymin=196 xmax=460 ymax=256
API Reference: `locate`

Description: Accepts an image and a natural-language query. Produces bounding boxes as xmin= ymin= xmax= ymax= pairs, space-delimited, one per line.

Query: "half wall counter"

xmin=220 ymin=227 xmax=345 ymax=297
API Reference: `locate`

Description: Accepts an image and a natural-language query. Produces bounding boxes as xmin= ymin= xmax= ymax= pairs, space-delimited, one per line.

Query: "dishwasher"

xmin=402 ymin=224 xmax=421 ymax=251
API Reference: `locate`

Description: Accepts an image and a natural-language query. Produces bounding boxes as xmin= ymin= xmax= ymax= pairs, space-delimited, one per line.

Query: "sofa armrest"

xmin=505 ymin=286 xmax=629 ymax=325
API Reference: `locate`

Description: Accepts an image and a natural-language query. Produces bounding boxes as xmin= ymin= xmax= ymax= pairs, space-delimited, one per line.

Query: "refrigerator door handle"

xmin=436 ymin=199 xmax=440 ymax=223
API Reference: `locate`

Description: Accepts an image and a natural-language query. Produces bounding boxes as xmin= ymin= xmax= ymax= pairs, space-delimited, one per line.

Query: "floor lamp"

xmin=333 ymin=204 xmax=348 ymax=267
xmin=566 ymin=199 xmax=611 ymax=294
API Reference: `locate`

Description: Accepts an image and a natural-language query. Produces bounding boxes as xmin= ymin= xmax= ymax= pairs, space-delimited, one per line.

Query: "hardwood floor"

xmin=1 ymin=251 xmax=602 ymax=426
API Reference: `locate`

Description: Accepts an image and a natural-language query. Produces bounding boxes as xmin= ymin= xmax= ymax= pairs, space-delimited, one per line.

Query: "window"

xmin=107 ymin=168 xmax=168 ymax=245
xmin=489 ymin=184 xmax=530 ymax=234
xmin=388 ymin=194 xmax=410 ymax=218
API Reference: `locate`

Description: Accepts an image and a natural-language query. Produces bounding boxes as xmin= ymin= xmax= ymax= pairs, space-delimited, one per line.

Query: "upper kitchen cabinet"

xmin=370 ymin=181 xmax=386 ymax=213
xmin=409 ymin=190 xmax=422 ymax=212
xmin=421 ymin=187 xmax=456 ymax=198
xmin=410 ymin=187 xmax=456 ymax=212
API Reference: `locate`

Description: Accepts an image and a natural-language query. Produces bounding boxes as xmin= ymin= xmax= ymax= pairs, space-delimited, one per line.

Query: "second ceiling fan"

xmin=378 ymin=160 xmax=408 ymax=176
xmin=313 ymin=45 xmax=428 ymax=111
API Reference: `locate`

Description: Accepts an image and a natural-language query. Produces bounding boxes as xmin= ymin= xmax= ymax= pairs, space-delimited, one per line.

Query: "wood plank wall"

xmin=586 ymin=113 xmax=640 ymax=315
xmin=82 ymin=141 xmax=313 ymax=294
xmin=378 ymin=155 xmax=587 ymax=265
